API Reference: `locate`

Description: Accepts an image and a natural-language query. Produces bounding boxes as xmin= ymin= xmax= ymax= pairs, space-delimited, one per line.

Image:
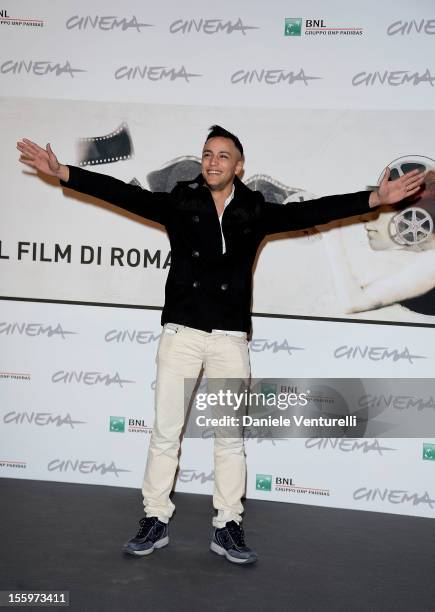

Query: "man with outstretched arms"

xmin=17 ymin=126 xmax=424 ymax=564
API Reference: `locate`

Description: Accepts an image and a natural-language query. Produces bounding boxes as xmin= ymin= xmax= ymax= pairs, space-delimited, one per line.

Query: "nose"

xmin=209 ymin=155 xmax=218 ymax=166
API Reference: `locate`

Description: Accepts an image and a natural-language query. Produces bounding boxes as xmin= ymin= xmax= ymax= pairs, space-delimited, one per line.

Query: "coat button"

xmin=192 ymin=250 xmax=200 ymax=258
xmin=192 ymin=215 xmax=199 ymax=223
xmin=193 ymin=281 xmax=200 ymax=289
xmin=220 ymin=283 xmax=229 ymax=291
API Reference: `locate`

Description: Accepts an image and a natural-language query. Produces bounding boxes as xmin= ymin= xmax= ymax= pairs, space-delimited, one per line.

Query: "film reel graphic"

xmin=244 ymin=174 xmax=312 ymax=204
xmin=77 ymin=123 xmax=133 ymax=166
xmin=147 ymin=156 xmax=201 ymax=192
xmin=389 ymin=207 xmax=434 ymax=246
xmin=378 ymin=155 xmax=435 ymax=247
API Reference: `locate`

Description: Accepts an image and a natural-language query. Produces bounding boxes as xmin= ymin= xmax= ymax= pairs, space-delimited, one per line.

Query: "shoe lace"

xmin=136 ymin=516 xmax=157 ymax=538
xmin=227 ymin=521 xmax=246 ymax=547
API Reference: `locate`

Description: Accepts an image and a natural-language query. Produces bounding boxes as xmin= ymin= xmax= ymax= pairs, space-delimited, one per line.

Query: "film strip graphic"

xmin=245 ymin=173 xmax=315 ymax=205
xmin=147 ymin=156 xmax=201 ymax=192
xmin=77 ymin=123 xmax=133 ymax=167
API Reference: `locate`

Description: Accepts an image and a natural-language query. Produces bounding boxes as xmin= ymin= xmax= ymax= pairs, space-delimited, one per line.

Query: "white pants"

xmin=141 ymin=324 xmax=250 ymax=528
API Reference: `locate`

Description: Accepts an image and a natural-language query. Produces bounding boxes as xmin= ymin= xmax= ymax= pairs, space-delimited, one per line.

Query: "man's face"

xmin=201 ymin=136 xmax=243 ymax=192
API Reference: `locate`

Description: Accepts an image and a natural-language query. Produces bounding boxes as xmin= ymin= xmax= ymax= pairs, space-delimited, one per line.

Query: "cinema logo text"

xmin=105 ymin=329 xmax=161 ymax=344
xmin=243 ymin=430 xmax=288 ymax=446
xmin=334 ymin=345 xmax=425 ymax=364
xmin=51 ymin=371 xmax=134 ymax=387
xmin=0 ymin=9 xmax=43 ymax=27
xmin=352 ymin=69 xmax=435 ymax=87
xmin=305 ymin=438 xmax=396 ymax=455
xmin=114 ymin=65 xmax=202 ymax=82
xmin=387 ymin=19 xmax=435 ymax=36
xmin=0 ymin=322 xmax=77 ymax=339
xmin=48 ymin=459 xmax=130 ymax=477
xmin=199 ymin=424 xmax=289 ymax=445
xmin=359 ymin=394 xmax=435 ymax=411
xmin=231 ymin=68 xmax=321 ymax=86
xmin=4 ymin=411 xmax=85 ymax=428
xmin=66 ymin=15 xmax=153 ymax=32
xmin=0 ymin=60 xmax=85 ymax=77
xmin=169 ymin=18 xmax=258 ymax=35
xmin=249 ymin=339 xmax=305 ymax=356
xmin=177 ymin=469 xmax=214 ymax=484
xmin=354 ymin=487 xmax=435 ymax=508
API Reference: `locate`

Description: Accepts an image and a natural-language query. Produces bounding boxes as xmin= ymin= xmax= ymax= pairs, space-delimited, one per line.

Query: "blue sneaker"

xmin=210 ymin=521 xmax=258 ymax=564
xmin=123 ymin=516 xmax=169 ymax=556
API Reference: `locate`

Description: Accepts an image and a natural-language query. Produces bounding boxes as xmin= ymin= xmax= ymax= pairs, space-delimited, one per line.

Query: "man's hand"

xmin=369 ymin=167 xmax=425 ymax=208
xmin=17 ymin=139 xmax=69 ymax=182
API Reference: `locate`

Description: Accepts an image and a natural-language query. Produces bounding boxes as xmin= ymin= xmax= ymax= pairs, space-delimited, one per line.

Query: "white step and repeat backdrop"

xmin=1 ymin=0 xmax=435 ymax=518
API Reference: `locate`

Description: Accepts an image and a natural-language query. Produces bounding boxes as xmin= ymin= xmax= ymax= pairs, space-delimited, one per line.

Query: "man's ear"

xmin=235 ymin=158 xmax=244 ymax=177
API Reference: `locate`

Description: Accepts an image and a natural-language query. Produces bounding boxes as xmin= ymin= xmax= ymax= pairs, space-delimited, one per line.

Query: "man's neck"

xmin=210 ymin=182 xmax=234 ymax=214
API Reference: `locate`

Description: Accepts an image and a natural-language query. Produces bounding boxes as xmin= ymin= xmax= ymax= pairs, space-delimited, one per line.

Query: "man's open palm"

xmin=378 ymin=166 xmax=424 ymax=205
xmin=17 ymin=139 xmax=62 ymax=177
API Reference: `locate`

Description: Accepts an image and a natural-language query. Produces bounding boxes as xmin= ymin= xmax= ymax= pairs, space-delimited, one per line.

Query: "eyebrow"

xmin=202 ymin=148 xmax=230 ymax=155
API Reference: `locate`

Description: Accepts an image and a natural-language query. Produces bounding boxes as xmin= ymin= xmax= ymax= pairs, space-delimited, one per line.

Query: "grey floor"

xmin=1 ymin=478 xmax=434 ymax=612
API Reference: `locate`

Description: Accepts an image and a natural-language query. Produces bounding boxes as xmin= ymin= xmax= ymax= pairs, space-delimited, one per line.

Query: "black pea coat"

xmin=62 ymin=166 xmax=371 ymax=332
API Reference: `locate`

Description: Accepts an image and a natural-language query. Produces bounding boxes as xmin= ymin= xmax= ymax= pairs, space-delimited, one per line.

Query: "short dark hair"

xmin=205 ymin=124 xmax=244 ymax=158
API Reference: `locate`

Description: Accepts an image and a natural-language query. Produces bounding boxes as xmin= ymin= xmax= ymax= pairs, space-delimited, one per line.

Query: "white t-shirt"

xmin=219 ymin=185 xmax=235 ymax=254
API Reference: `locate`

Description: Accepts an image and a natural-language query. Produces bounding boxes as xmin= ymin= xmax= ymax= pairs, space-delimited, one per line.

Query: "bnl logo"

xmin=423 ymin=443 xmax=435 ymax=461
xmin=284 ymin=18 xmax=302 ymax=36
xmin=110 ymin=416 xmax=125 ymax=433
xmin=261 ymin=382 xmax=277 ymax=397
xmin=256 ymin=474 xmax=272 ymax=491
xmin=284 ymin=18 xmax=326 ymax=36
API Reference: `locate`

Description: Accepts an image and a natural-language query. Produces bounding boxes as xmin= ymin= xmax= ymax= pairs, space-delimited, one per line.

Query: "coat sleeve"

xmin=261 ymin=190 xmax=372 ymax=236
xmin=60 ymin=165 xmax=171 ymax=226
